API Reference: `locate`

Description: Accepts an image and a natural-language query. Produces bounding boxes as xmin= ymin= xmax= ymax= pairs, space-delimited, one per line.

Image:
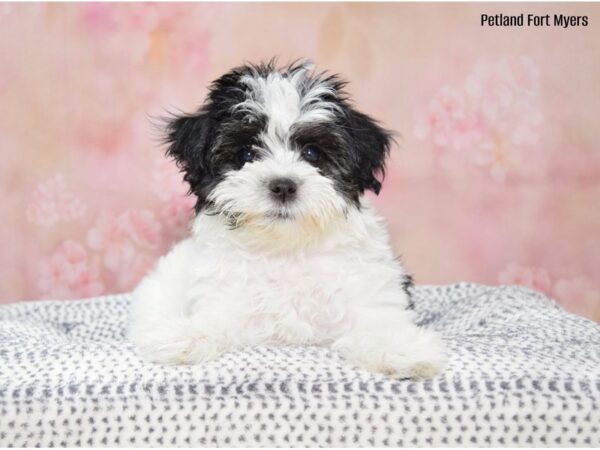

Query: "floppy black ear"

xmin=165 ymin=111 xmax=217 ymax=211
xmin=345 ymin=108 xmax=392 ymax=195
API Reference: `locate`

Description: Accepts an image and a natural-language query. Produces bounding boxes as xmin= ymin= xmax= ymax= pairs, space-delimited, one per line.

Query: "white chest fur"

xmin=130 ymin=200 xmax=445 ymax=378
xmin=185 ymin=204 xmax=406 ymax=344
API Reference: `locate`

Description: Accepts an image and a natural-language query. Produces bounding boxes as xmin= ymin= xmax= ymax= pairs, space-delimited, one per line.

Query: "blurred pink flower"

xmin=87 ymin=211 xmax=134 ymax=272
xmin=102 ymin=238 xmax=136 ymax=273
xmin=553 ymin=277 xmax=600 ymax=321
xmin=87 ymin=211 xmax=125 ymax=251
xmin=414 ymin=87 xmax=484 ymax=152
xmin=119 ymin=209 xmax=163 ymax=249
xmin=87 ymin=209 xmax=162 ymax=272
xmin=415 ymin=57 xmax=542 ymax=181
xmin=39 ymin=240 xmax=103 ymax=299
xmin=465 ymin=57 xmax=540 ymax=119
xmin=498 ymin=262 xmax=552 ymax=295
xmin=26 ymin=175 xmax=86 ymax=227
xmin=472 ymin=140 xmax=522 ymax=183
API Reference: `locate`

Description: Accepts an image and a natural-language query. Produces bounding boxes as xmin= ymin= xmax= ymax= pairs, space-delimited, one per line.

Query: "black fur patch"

xmin=402 ymin=274 xmax=415 ymax=310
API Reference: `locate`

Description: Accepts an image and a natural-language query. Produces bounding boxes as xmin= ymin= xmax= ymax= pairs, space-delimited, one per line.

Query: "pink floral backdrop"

xmin=1 ymin=3 xmax=599 ymax=322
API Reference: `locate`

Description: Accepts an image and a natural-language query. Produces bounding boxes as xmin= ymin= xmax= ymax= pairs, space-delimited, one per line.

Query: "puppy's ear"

xmin=345 ymin=108 xmax=392 ymax=195
xmin=165 ymin=111 xmax=217 ymax=210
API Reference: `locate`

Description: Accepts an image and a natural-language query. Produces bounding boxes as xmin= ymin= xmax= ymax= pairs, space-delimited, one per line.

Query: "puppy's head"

xmin=166 ymin=60 xmax=392 ymax=237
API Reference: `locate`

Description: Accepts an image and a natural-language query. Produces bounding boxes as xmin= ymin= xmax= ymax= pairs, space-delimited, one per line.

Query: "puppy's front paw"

xmin=333 ymin=329 xmax=447 ymax=379
xmin=371 ymin=349 xmax=445 ymax=379
xmin=145 ymin=335 xmax=222 ymax=365
xmin=130 ymin=324 xmax=223 ymax=365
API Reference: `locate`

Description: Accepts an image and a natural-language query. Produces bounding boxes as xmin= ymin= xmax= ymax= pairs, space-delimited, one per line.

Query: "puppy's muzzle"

xmin=268 ymin=178 xmax=297 ymax=203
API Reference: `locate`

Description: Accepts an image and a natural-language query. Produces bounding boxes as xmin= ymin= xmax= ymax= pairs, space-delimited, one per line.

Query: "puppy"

xmin=129 ymin=60 xmax=446 ymax=379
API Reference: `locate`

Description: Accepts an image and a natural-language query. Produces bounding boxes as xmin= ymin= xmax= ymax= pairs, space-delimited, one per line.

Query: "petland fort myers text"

xmin=481 ymin=14 xmax=588 ymax=28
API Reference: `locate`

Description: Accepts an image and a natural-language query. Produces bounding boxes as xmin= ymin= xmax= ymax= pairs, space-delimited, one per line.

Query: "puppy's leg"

xmin=332 ymin=297 xmax=447 ymax=379
xmin=129 ymin=238 xmax=232 ymax=365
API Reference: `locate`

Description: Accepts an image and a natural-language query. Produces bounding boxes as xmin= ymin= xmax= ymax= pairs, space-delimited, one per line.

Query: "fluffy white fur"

xmin=129 ymin=63 xmax=447 ymax=379
xmin=130 ymin=201 xmax=446 ymax=378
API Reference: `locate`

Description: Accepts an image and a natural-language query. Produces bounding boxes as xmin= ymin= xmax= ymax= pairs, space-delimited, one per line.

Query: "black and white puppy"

xmin=130 ymin=61 xmax=446 ymax=378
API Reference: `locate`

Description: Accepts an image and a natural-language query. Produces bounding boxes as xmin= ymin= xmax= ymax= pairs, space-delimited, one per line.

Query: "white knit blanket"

xmin=1 ymin=283 xmax=599 ymax=447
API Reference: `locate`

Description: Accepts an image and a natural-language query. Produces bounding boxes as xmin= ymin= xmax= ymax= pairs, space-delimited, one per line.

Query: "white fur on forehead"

xmin=234 ymin=65 xmax=342 ymax=138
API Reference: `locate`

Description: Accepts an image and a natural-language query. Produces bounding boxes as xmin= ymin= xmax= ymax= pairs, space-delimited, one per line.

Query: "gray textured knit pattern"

xmin=1 ymin=283 xmax=599 ymax=447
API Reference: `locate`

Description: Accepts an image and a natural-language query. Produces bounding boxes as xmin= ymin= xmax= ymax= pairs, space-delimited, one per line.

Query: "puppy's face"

xmin=166 ymin=61 xmax=391 ymax=233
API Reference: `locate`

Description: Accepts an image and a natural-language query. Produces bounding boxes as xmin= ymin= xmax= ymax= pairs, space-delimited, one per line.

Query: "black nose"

xmin=268 ymin=178 xmax=297 ymax=202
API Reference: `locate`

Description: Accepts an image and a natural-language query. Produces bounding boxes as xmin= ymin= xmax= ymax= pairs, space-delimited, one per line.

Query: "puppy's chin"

xmin=204 ymin=205 xmax=348 ymax=253
xmin=241 ymin=207 xmax=338 ymax=233
xmin=265 ymin=210 xmax=295 ymax=221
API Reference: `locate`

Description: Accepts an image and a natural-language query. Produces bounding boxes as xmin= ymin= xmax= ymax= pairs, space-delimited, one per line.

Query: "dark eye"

xmin=302 ymin=146 xmax=320 ymax=163
xmin=239 ymin=147 xmax=256 ymax=164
